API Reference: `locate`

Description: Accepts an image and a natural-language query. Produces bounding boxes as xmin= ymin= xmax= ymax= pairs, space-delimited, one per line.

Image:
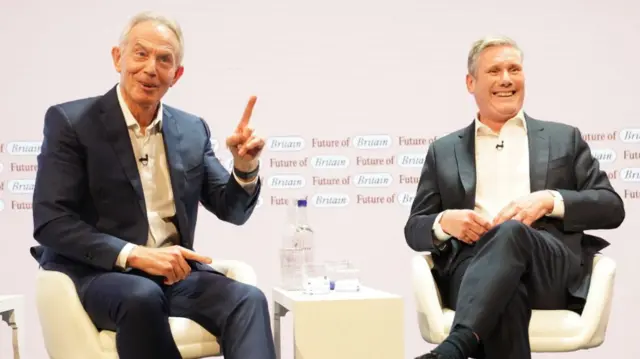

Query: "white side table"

xmin=0 ymin=295 xmax=25 ymax=359
xmin=273 ymin=286 xmax=404 ymax=359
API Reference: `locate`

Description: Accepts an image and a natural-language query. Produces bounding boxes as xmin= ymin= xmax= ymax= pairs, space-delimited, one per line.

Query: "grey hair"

xmin=467 ymin=35 xmax=523 ymax=76
xmin=119 ymin=11 xmax=185 ymax=65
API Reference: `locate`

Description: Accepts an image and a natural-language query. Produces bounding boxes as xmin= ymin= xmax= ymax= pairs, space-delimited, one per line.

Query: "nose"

xmin=142 ymin=57 xmax=157 ymax=77
xmin=499 ymin=69 xmax=512 ymax=86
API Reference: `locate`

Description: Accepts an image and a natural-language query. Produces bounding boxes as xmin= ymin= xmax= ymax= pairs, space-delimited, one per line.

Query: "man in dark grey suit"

xmin=31 ymin=11 xmax=275 ymax=359
xmin=407 ymin=36 xmax=625 ymax=359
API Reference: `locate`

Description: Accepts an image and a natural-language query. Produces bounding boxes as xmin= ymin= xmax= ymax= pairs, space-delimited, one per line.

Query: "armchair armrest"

xmin=411 ymin=253 xmax=448 ymax=343
xmin=577 ymin=254 xmax=616 ymax=347
xmin=210 ymin=260 xmax=258 ymax=286
xmin=36 ymin=270 xmax=105 ymax=359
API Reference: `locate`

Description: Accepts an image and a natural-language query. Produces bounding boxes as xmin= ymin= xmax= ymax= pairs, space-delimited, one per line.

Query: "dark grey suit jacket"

xmin=31 ymin=85 xmax=261 ymax=298
xmin=404 ymin=114 xmax=625 ymax=297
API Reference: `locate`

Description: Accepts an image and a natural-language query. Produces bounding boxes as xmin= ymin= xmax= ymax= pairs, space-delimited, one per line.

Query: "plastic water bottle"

xmin=279 ymin=198 xmax=315 ymax=290
xmin=294 ymin=199 xmax=315 ymax=263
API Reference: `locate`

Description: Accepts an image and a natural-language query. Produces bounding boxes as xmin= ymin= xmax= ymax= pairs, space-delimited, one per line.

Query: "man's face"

xmin=466 ymin=45 xmax=524 ymax=123
xmin=111 ymin=21 xmax=184 ymax=109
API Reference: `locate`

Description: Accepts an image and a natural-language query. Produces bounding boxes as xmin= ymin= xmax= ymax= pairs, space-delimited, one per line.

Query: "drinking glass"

xmin=302 ymin=262 xmax=330 ymax=295
xmin=326 ymin=260 xmax=361 ymax=292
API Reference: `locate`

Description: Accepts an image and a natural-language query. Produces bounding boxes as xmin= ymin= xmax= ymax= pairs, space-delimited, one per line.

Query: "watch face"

xmin=438 ymin=241 xmax=449 ymax=251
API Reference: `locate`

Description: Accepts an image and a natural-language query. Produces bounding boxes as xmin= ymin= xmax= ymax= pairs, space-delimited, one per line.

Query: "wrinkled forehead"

xmin=125 ymin=22 xmax=180 ymax=55
xmin=479 ymin=46 xmax=522 ymax=68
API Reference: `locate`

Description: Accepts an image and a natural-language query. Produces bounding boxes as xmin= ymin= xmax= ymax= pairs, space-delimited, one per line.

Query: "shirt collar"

xmin=116 ymin=84 xmax=163 ymax=130
xmin=474 ymin=108 xmax=526 ymax=135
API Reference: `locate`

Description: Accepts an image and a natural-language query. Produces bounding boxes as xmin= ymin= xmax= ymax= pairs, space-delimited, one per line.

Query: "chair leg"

xmin=1 ymin=310 xmax=21 ymax=359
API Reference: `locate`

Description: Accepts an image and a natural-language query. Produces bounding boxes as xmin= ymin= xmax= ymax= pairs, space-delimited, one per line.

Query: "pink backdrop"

xmin=0 ymin=0 xmax=638 ymax=358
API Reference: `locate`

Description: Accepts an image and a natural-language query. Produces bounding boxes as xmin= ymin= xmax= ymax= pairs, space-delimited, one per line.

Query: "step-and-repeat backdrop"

xmin=0 ymin=1 xmax=638 ymax=358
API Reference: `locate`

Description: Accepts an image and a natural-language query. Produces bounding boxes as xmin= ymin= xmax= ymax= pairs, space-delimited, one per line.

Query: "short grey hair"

xmin=467 ymin=35 xmax=522 ymax=76
xmin=119 ymin=11 xmax=185 ymax=66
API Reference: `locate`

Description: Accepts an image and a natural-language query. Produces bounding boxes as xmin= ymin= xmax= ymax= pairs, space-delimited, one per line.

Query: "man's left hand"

xmin=492 ymin=191 xmax=555 ymax=227
xmin=225 ymin=96 xmax=265 ymax=172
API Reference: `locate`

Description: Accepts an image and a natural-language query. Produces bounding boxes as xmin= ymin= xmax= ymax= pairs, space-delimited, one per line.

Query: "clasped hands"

xmin=126 ymin=97 xmax=266 ymax=285
xmin=440 ymin=190 xmax=555 ymax=245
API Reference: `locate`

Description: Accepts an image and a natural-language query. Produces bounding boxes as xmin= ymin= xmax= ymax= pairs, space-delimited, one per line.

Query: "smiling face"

xmin=466 ymin=45 xmax=524 ymax=127
xmin=111 ymin=20 xmax=184 ymax=113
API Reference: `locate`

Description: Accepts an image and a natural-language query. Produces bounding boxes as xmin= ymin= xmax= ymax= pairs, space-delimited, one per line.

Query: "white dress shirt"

xmin=433 ymin=110 xmax=564 ymax=241
xmin=114 ymin=85 xmax=257 ymax=268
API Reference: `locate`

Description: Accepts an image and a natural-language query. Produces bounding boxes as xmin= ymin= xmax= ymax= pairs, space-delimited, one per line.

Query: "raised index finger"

xmin=237 ymin=96 xmax=257 ymax=130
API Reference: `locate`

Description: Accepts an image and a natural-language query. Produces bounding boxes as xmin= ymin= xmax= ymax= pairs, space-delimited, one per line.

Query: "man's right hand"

xmin=127 ymin=246 xmax=213 ymax=285
xmin=440 ymin=210 xmax=493 ymax=244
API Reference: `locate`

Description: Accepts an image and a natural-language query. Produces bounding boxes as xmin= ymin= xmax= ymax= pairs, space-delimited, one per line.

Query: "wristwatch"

xmin=233 ymin=163 xmax=260 ymax=180
xmin=436 ymin=239 xmax=451 ymax=253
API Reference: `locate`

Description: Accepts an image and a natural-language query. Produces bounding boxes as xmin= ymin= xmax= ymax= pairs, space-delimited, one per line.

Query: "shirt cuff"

xmin=433 ymin=211 xmax=452 ymax=241
xmin=115 ymin=243 xmax=136 ymax=270
xmin=547 ymin=190 xmax=565 ymax=218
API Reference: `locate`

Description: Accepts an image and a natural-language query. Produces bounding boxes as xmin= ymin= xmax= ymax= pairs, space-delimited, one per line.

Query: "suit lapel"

xmin=161 ymin=109 xmax=186 ymax=199
xmin=454 ymin=122 xmax=477 ymax=207
xmin=525 ymin=115 xmax=550 ymax=192
xmin=161 ymin=108 xmax=189 ymax=243
xmin=98 ymin=86 xmax=146 ymax=214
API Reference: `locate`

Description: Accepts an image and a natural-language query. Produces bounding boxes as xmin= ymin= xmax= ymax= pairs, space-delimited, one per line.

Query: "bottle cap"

xmin=297 ymin=199 xmax=307 ymax=207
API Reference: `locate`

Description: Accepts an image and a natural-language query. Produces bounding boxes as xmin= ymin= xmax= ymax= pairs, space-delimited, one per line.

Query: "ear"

xmin=465 ymin=73 xmax=475 ymax=94
xmin=170 ymin=66 xmax=185 ymax=87
xmin=111 ymin=46 xmax=122 ymax=73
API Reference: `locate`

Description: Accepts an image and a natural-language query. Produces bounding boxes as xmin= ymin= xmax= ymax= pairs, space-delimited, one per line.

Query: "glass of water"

xmin=302 ymin=262 xmax=330 ymax=295
xmin=327 ymin=260 xmax=361 ymax=292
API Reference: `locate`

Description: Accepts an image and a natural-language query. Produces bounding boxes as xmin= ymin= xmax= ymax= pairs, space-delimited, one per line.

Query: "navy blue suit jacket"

xmin=31 ymin=85 xmax=260 ymax=295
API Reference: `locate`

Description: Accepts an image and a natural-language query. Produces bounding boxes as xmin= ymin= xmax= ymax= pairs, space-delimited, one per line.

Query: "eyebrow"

xmin=487 ymin=62 xmax=522 ymax=70
xmin=132 ymin=41 xmax=176 ymax=55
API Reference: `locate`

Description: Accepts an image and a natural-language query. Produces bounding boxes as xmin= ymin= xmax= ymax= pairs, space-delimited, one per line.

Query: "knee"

xmin=494 ymin=220 xmax=528 ymax=236
xmin=121 ymin=281 xmax=168 ymax=316
xmin=480 ymin=220 xmax=531 ymax=251
xmin=236 ymin=284 xmax=268 ymax=312
xmin=244 ymin=285 xmax=268 ymax=306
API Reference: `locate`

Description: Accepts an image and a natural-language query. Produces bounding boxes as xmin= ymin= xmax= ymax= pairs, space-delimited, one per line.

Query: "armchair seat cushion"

xmin=442 ymin=308 xmax=583 ymax=338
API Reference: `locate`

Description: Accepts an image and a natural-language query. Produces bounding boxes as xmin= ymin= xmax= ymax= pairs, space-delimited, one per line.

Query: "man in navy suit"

xmin=408 ymin=36 xmax=625 ymax=359
xmin=30 ymin=11 xmax=275 ymax=359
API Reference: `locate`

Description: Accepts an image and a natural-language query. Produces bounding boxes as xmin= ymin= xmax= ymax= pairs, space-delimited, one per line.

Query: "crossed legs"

xmin=428 ymin=220 xmax=583 ymax=359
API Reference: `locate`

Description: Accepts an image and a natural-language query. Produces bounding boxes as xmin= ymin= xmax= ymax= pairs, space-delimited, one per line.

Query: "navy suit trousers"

xmin=81 ymin=267 xmax=276 ymax=359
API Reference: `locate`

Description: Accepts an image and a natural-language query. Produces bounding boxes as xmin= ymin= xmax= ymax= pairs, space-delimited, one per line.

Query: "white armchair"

xmin=411 ymin=253 xmax=616 ymax=352
xmin=35 ymin=260 xmax=258 ymax=359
